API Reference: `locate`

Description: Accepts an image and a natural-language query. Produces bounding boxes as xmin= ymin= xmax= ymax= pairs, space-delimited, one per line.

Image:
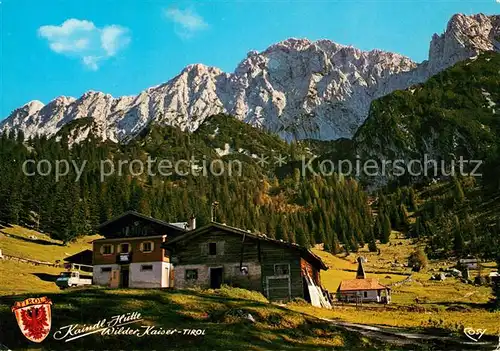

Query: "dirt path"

xmin=322 ymin=318 xmax=499 ymax=350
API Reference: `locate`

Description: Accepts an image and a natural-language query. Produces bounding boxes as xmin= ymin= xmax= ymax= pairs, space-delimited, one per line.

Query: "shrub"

xmin=408 ymin=248 xmax=428 ymax=270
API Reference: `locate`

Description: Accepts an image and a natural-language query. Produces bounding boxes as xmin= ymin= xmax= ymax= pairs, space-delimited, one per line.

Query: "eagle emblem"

xmin=11 ymin=297 xmax=52 ymax=343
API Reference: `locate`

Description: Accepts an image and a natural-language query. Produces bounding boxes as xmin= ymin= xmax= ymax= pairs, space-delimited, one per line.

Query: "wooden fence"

xmin=388 ymin=275 xmax=413 ymax=288
xmin=1 ymin=253 xmax=60 ymax=267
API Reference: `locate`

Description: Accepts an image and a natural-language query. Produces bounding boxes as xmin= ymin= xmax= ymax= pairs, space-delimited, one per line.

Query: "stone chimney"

xmin=187 ymin=215 xmax=196 ymax=231
xmin=356 ymin=257 xmax=366 ymax=279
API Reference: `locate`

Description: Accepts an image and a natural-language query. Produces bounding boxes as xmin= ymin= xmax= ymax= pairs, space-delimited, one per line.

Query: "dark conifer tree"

xmin=381 ymin=214 xmax=391 ymax=244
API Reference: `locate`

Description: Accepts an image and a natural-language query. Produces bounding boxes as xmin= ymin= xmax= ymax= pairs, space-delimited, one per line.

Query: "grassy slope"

xmin=0 ymin=287 xmax=413 ymax=351
xmin=0 ymin=225 xmax=100 ymax=295
xmin=0 ymin=224 xmax=100 ymax=263
xmin=0 ymin=260 xmax=63 ymax=295
xmin=310 ymin=232 xmax=499 ymax=335
xmin=1 ymin=225 xmax=498 ymax=344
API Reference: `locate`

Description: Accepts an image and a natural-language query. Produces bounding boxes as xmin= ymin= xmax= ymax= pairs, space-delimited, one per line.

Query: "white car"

xmin=56 ymin=271 xmax=92 ymax=289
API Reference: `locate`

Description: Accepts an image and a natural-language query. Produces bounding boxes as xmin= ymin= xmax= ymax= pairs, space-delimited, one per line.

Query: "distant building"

xmin=64 ymin=249 xmax=93 ymax=266
xmin=458 ymin=258 xmax=479 ymax=270
xmin=337 ymin=257 xmax=391 ymax=304
xmin=489 ymin=272 xmax=499 ymax=279
xmin=63 ymin=249 xmax=93 ymax=273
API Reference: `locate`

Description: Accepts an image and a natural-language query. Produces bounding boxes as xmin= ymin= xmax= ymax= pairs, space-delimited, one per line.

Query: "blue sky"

xmin=1 ymin=0 xmax=498 ymax=119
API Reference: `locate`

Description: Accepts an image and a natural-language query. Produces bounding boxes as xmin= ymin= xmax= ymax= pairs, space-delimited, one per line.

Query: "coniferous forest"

xmin=0 ymin=117 xmax=373 ymax=253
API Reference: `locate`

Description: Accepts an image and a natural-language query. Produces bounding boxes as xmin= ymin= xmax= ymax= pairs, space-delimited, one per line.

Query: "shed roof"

xmin=97 ymin=211 xmax=186 ymax=236
xmin=163 ymin=222 xmax=328 ymax=270
xmin=337 ymin=278 xmax=389 ymax=292
xmin=63 ymin=249 xmax=93 ymax=265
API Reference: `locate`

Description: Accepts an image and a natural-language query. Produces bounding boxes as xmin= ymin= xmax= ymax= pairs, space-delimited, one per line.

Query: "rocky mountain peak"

xmin=1 ymin=13 xmax=499 ymax=144
xmin=264 ymin=38 xmax=316 ymax=52
xmin=181 ymin=63 xmax=223 ymax=76
xmin=51 ymin=96 xmax=76 ymax=105
xmin=428 ymin=13 xmax=500 ymax=74
xmin=23 ymin=100 xmax=45 ymax=115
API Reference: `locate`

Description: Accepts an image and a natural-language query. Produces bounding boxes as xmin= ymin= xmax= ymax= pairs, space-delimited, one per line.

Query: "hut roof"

xmin=63 ymin=249 xmax=93 ymax=265
xmin=163 ymin=222 xmax=328 ymax=270
xmin=337 ymin=278 xmax=389 ymax=292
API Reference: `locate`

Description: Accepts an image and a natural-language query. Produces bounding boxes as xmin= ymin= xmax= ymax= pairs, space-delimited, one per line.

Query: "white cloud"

xmin=101 ymin=25 xmax=130 ymax=56
xmin=38 ymin=19 xmax=130 ymax=70
xmin=82 ymin=56 xmax=99 ymax=71
xmin=164 ymin=8 xmax=208 ymax=38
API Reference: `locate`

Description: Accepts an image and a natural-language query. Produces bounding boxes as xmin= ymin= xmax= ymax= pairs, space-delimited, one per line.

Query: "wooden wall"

xmin=172 ymin=230 xmax=262 ymax=291
xmin=259 ymin=241 xmax=303 ymax=301
xmin=171 ymin=229 xmax=305 ymax=301
xmin=93 ymin=237 xmax=169 ymax=265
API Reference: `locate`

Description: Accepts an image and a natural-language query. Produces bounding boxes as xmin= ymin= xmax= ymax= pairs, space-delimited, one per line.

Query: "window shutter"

xmin=219 ymin=241 xmax=225 ymax=255
xmin=200 ymin=243 xmax=208 ymax=255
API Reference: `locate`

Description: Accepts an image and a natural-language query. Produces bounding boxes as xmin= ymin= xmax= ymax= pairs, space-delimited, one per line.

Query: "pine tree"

xmin=412 ymin=216 xmax=423 ymax=238
xmin=453 ymin=176 xmax=465 ymax=203
xmin=368 ymin=230 xmax=378 ymax=252
xmin=453 ymin=216 xmax=465 ymax=257
xmin=381 ymin=214 xmax=391 ymax=244
xmin=373 ymin=215 xmax=382 ymax=240
xmin=296 ymin=226 xmax=310 ymax=248
xmin=408 ymin=188 xmax=418 ymax=211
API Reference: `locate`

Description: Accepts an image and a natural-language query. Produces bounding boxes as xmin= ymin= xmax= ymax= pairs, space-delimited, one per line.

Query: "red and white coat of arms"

xmin=11 ymin=297 xmax=52 ymax=343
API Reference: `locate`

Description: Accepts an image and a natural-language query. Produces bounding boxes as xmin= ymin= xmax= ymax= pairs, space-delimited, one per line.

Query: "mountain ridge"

xmin=2 ymin=13 xmax=499 ymax=144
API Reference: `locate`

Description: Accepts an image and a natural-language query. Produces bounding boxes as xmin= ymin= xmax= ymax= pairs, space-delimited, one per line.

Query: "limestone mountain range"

xmin=1 ymin=13 xmax=499 ymax=143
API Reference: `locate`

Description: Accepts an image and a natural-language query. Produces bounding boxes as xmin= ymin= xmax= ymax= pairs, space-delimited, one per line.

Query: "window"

xmin=208 ymin=243 xmax=217 ymax=255
xmin=363 ymin=292 xmax=368 ymax=298
xmin=101 ymin=244 xmax=113 ymax=255
xmin=141 ymin=265 xmax=153 ymax=271
xmin=141 ymin=241 xmax=154 ymax=253
xmin=101 ymin=267 xmax=112 ymax=273
xmin=274 ymin=264 xmax=290 ymax=275
xmin=120 ymin=243 xmax=130 ymax=253
xmin=185 ymin=269 xmax=198 ymax=280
